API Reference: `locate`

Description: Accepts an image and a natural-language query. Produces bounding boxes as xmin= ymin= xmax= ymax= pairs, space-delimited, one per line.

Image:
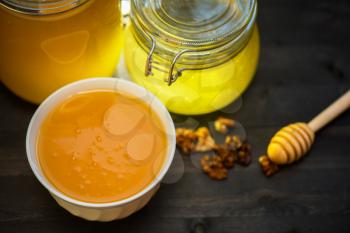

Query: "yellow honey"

xmin=125 ymin=26 xmax=259 ymax=115
xmin=0 ymin=0 xmax=123 ymax=103
xmin=37 ymin=90 xmax=168 ymax=203
xmin=124 ymin=0 xmax=260 ymax=115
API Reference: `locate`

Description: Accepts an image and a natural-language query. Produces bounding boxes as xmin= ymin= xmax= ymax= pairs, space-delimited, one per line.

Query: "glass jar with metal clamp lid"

xmin=124 ymin=0 xmax=260 ymax=115
xmin=0 ymin=0 xmax=123 ymax=104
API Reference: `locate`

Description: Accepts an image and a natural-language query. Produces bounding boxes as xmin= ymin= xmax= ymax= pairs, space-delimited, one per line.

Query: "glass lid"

xmin=0 ymin=0 xmax=89 ymax=15
xmin=132 ymin=0 xmax=256 ymax=48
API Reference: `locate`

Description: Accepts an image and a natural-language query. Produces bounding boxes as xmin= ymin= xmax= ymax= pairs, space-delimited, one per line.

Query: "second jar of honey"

xmin=0 ymin=0 xmax=123 ymax=104
xmin=125 ymin=0 xmax=260 ymax=115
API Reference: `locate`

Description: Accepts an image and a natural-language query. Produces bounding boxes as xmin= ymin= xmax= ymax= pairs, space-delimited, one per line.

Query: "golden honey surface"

xmin=0 ymin=0 xmax=123 ymax=103
xmin=37 ymin=90 xmax=168 ymax=203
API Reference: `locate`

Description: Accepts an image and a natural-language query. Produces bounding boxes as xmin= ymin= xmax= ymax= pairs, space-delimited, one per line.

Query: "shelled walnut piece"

xmin=259 ymin=155 xmax=279 ymax=176
xmin=176 ymin=119 xmax=252 ymax=180
xmin=200 ymin=136 xmax=252 ymax=180
xmin=175 ymin=128 xmax=197 ymax=154
xmin=195 ymin=127 xmax=216 ymax=152
xmin=201 ymin=155 xmax=228 ymax=180
xmin=237 ymin=143 xmax=252 ymax=166
xmin=176 ymin=127 xmax=215 ymax=154
xmin=225 ymin=135 xmax=242 ymax=151
xmin=214 ymin=145 xmax=236 ymax=169
xmin=214 ymin=117 xmax=235 ymax=134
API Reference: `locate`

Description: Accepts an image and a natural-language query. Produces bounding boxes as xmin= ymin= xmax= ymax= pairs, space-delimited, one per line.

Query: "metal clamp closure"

xmin=144 ymin=35 xmax=192 ymax=86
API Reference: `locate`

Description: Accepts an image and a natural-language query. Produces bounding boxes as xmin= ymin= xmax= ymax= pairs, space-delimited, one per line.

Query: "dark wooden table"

xmin=1 ymin=0 xmax=350 ymax=232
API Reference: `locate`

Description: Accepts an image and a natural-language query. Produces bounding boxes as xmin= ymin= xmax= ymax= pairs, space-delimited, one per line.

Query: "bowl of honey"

xmin=26 ymin=78 xmax=176 ymax=221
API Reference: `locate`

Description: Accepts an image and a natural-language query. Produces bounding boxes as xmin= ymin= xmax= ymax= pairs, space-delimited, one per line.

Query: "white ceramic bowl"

xmin=26 ymin=78 xmax=176 ymax=221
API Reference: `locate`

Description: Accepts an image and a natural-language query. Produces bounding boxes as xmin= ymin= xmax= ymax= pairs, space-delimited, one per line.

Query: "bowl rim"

xmin=26 ymin=77 xmax=176 ymax=209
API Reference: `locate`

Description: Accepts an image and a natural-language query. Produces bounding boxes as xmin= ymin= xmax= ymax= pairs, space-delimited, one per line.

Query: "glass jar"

xmin=0 ymin=0 xmax=123 ymax=104
xmin=125 ymin=0 xmax=259 ymax=115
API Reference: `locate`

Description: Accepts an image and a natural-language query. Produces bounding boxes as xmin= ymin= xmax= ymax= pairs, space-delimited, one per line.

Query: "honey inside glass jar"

xmin=125 ymin=0 xmax=259 ymax=115
xmin=0 ymin=0 xmax=123 ymax=104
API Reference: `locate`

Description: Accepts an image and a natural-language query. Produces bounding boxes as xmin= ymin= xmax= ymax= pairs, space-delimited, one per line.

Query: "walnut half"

xmin=214 ymin=117 xmax=235 ymax=134
xmin=259 ymin=155 xmax=279 ymax=176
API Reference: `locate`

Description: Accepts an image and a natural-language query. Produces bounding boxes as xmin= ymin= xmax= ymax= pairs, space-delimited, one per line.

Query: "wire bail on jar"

xmin=131 ymin=0 xmax=258 ymax=87
xmin=144 ymin=33 xmax=194 ymax=86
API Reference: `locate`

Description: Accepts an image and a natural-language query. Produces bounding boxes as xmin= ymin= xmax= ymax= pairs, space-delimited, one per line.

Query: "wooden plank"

xmin=0 ymin=0 xmax=349 ymax=232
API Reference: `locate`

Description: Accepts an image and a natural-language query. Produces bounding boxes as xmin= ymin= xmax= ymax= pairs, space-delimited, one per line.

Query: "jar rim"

xmin=0 ymin=0 xmax=89 ymax=15
xmin=132 ymin=0 xmax=256 ymax=49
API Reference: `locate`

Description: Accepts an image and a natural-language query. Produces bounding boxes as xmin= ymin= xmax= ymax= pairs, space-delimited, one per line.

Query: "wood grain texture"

xmin=0 ymin=0 xmax=350 ymax=232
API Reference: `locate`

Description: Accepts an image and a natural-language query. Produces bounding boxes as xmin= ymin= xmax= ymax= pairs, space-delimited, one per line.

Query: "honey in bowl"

xmin=37 ymin=90 xmax=168 ymax=203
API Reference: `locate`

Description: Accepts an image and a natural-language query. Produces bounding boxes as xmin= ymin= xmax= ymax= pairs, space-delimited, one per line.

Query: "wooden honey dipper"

xmin=267 ymin=90 xmax=350 ymax=165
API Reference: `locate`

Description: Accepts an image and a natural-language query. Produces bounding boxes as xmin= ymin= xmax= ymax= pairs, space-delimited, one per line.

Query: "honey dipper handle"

xmin=308 ymin=90 xmax=350 ymax=132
